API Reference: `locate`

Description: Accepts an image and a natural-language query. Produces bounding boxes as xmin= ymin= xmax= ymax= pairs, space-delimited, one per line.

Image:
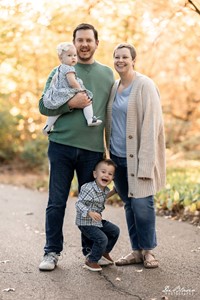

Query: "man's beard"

xmin=78 ymin=56 xmax=92 ymax=62
xmin=77 ymin=49 xmax=95 ymax=62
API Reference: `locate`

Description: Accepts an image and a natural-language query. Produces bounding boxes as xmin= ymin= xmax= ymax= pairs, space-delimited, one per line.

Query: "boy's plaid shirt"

xmin=75 ymin=181 xmax=110 ymax=227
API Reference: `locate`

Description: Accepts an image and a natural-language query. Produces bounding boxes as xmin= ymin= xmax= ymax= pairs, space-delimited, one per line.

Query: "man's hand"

xmin=88 ymin=211 xmax=102 ymax=221
xmin=68 ymin=92 xmax=92 ymax=109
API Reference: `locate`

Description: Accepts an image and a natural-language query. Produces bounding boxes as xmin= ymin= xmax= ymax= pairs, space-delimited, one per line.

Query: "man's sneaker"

xmin=83 ymin=259 xmax=102 ymax=272
xmin=39 ymin=252 xmax=58 ymax=271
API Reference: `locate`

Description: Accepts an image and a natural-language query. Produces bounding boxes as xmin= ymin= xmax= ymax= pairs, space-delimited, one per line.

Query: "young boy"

xmin=75 ymin=158 xmax=119 ymax=272
xmin=42 ymin=42 xmax=102 ymax=135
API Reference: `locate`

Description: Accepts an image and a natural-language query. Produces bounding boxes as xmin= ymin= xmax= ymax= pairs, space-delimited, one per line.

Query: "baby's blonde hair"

xmin=56 ymin=42 xmax=74 ymax=56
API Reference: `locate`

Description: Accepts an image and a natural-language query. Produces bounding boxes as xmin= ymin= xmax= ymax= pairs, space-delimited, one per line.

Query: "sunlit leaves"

xmin=0 ymin=0 xmax=200 ymax=164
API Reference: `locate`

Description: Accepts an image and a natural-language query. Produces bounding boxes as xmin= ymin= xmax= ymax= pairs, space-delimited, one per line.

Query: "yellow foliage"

xmin=0 ymin=0 xmax=200 ymax=160
xmin=189 ymin=203 xmax=197 ymax=213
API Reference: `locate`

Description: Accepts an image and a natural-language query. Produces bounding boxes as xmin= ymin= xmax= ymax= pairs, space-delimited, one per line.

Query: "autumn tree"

xmin=0 ymin=0 xmax=200 ymax=164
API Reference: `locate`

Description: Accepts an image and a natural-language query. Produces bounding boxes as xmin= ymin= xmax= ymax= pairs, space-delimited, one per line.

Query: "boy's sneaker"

xmin=84 ymin=259 xmax=102 ymax=272
xmin=39 ymin=252 xmax=58 ymax=271
xmin=98 ymin=253 xmax=114 ymax=266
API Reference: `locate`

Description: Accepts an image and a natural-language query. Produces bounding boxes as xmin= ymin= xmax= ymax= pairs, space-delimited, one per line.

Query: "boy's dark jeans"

xmin=79 ymin=220 xmax=120 ymax=262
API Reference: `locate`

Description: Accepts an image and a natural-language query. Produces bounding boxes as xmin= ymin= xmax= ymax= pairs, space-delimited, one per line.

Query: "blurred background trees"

xmin=0 ymin=0 xmax=200 ymax=167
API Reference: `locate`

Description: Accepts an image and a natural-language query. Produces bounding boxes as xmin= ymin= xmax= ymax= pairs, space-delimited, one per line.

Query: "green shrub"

xmin=70 ymin=166 xmax=200 ymax=214
xmin=20 ymin=137 xmax=48 ymax=170
xmin=155 ymin=167 xmax=200 ymax=216
xmin=0 ymin=108 xmax=20 ymax=161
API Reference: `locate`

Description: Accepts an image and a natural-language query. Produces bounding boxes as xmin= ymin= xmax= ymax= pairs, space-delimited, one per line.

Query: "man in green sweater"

xmin=39 ymin=23 xmax=115 ymax=271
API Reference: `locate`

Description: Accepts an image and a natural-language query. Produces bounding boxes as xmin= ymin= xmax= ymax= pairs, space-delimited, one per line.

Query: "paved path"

xmin=0 ymin=184 xmax=199 ymax=300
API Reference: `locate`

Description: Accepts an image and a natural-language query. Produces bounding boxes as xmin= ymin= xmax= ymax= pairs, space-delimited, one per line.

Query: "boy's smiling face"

xmin=93 ymin=162 xmax=115 ymax=190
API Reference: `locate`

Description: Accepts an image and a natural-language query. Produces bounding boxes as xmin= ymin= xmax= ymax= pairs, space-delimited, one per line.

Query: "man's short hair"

xmin=73 ymin=23 xmax=98 ymax=41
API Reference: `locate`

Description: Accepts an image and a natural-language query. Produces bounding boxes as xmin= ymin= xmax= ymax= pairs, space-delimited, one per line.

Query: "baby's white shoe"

xmin=42 ymin=125 xmax=51 ymax=136
xmin=87 ymin=117 xmax=102 ymax=127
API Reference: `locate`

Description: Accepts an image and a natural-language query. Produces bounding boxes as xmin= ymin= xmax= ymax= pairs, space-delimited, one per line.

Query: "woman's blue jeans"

xmin=79 ymin=220 xmax=120 ymax=262
xmin=44 ymin=141 xmax=103 ymax=254
xmin=111 ymin=154 xmax=157 ymax=250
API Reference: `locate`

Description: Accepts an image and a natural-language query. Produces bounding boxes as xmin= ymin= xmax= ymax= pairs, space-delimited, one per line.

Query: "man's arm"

xmin=68 ymin=93 xmax=92 ymax=110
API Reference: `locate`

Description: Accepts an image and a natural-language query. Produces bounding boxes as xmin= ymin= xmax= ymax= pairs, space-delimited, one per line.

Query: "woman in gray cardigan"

xmin=105 ymin=43 xmax=166 ymax=268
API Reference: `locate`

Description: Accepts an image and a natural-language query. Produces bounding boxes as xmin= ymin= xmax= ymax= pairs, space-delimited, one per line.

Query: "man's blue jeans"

xmin=78 ymin=220 xmax=120 ymax=262
xmin=44 ymin=141 xmax=103 ymax=254
xmin=111 ymin=154 xmax=157 ymax=250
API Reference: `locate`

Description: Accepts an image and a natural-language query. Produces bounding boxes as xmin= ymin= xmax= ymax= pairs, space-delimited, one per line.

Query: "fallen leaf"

xmin=135 ymin=269 xmax=143 ymax=273
xmin=2 ymin=288 xmax=15 ymax=292
xmin=0 ymin=260 xmax=10 ymax=264
xmin=115 ymin=277 xmax=121 ymax=281
xmin=191 ymin=247 xmax=200 ymax=252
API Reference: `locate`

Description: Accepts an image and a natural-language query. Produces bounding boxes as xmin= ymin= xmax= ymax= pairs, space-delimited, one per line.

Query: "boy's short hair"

xmin=56 ymin=42 xmax=74 ymax=56
xmin=94 ymin=158 xmax=117 ymax=171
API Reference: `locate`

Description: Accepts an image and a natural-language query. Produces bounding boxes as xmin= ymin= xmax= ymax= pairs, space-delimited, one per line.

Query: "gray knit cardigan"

xmin=105 ymin=72 xmax=166 ymax=198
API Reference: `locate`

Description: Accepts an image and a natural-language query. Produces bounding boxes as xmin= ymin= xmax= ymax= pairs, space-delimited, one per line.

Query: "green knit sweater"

xmin=39 ymin=61 xmax=114 ymax=152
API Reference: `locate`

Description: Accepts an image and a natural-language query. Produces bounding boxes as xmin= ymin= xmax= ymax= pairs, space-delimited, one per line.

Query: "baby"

xmin=42 ymin=42 xmax=102 ymax=135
